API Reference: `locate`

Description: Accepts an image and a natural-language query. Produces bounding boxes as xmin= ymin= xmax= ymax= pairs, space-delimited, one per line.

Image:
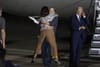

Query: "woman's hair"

xmin=40 ymin=6 xmax=49 ymax=17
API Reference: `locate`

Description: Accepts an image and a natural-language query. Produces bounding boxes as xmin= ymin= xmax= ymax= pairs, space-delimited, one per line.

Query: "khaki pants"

xmin=35 ymin=29 xmax=58 ymax=58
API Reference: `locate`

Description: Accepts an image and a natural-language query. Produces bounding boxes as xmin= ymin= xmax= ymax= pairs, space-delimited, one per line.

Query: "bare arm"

xmin=1 ymin=29 xmax=6 ymax=48
xmin=48 ymin=14 xmax=58 ymax=22
xmin=29 ymin=16 xmax=40 ymax=24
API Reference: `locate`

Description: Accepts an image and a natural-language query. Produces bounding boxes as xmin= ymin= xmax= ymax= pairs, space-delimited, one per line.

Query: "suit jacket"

xmin=72 ymin=15 xmax=89 ymax=32
xmin=71 ymin=15 xmax=90 ymax=40
xmin=50 ymin=16 xmax=58 ymax=32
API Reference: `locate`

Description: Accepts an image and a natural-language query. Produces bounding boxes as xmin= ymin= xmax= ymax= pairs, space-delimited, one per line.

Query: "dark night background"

xmin=2 ymin=0 xmax=100 ymax=66
xmin=2 ymin=11 xmax=96 ymax=67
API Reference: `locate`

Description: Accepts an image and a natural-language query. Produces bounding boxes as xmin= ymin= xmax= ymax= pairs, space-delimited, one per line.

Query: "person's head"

xmin=76 ymin=6 xmax=84 ymax=16
xmin=49 ymin=8 xmax=56 ymax=15
xmin=0 ymin=8 xmax=2 ymax=16
xmin=40 ymin=6 xmax=49 ymax=17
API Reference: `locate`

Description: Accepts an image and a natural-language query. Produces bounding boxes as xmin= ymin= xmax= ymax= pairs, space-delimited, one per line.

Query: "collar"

xmin=76 ymin=14 xmax=80 ymax=18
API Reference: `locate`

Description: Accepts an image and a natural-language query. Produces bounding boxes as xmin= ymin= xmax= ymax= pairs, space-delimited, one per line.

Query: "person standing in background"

xmin=70 ymin=6 xmax=90 ymax=67
xmin=0 ymin=9 xmax=20 ymax=67
xmin=0 ymin=8 xmax=6 ymax=49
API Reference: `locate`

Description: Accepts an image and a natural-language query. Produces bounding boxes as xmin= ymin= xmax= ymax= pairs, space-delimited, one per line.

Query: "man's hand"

xmin=82 ymin=12 xmax=86 ymax=18
xmin=79 ymin=26 xmax=86 ymax=30
xmin=83 ymin=12 xmax=85 ymax=16
xmin=81 ymin=26 xmax=86 ymax=30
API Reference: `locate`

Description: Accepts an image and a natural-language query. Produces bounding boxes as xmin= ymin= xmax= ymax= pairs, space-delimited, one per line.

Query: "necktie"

xmin=78 ymin=16 xmax=81 ymax=22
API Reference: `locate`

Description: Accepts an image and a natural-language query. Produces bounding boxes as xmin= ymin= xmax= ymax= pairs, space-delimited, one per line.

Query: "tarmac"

xmin=3 ymin=14 xmax=100 ymax=67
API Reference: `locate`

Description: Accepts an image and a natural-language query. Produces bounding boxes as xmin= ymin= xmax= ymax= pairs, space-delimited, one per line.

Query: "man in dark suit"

xmin=70 ymin=6 xmax=90 ymax=67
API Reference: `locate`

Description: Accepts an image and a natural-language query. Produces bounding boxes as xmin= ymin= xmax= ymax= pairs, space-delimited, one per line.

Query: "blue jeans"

xmin=42 ymin=39 xmax=51 ymax=66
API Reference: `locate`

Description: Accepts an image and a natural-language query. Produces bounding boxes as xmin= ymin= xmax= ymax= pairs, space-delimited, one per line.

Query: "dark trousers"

xmin=42 ymin=39 xmax=51 ymax=67
xmin=5 ymin=60 xmax=15 ymax=67
xmin=0 ymin=41 xmax=3 ymax=49
xmin=70 ymin=31 xmax=86 ymax=67
xmin=0 ymin=42 xmax=6 ymax=67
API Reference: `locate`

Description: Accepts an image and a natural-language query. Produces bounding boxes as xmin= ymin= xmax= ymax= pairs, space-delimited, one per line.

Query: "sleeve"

xmin=48 ymin=14 xmax=58 ymax=22
xmin=1 ymin=18 xmax=6 ymax=29
xmin=83 ymin=16 xmax=90 ymax=26
xmin=72 ymin=16 xmax=80 ymax=31
xmin=29 ymin=16 xmax=40 ymax=24
xmin=82 ymin=16 xmax=90 ymax=32
xmin=50 ymin=16 xmax=58 ymax=32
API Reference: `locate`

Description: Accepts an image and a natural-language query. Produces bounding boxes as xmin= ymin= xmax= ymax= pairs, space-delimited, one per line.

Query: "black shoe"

xmin=31 ymin=53 xmax=36 ymax=64
xmin=31 ymin=59 xmax=35 ymax=64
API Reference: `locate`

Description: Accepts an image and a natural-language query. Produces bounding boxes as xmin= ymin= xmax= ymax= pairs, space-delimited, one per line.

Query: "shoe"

xmin=31 ymin=53 xmax=36 ymax=64
xmin=53 ymin=59 xmax=61 ymax=65
xmin=31 ymin=58 xmax=35 ymax=64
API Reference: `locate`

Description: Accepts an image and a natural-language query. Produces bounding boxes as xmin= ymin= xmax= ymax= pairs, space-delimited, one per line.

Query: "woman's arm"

xmin=48 ymin=14 xmax=58 ymax=22
xmin=41 ymin=17 xmax=49 ymax=25
xmin=29 ymin=16 xmax=40 ymax=24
